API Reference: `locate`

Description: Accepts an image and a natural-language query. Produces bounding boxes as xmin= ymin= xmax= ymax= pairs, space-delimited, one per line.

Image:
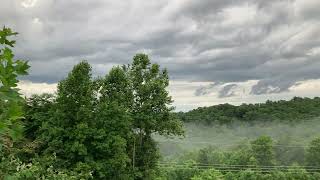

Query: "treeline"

xmin=157 ymin=136 xmax=320 ymax=180
xmin=177 ymin=97 xmax=320 ymax=124
xmin=0 ymin=27 xmax=183 ymax=179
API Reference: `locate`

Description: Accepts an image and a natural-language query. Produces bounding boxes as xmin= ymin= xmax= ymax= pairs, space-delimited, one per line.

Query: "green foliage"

xmin=0 ymin=154 xmax=93 ymax=179
xmin=92 ymin=66 xmax=133 ymax=179
xmin=306 ymin=137 xmax=320 ymax=167
xmin=0 ymin=26 xmax=30 ymax=143
xmin=129 ymin=54 xmax=183 ymax=136
xmin=159 ymin=135 xmax=320 ymax=179
xmin=100 ymin=66 xmax=133 ymax=106
xmin=178 ymin=97 xmax=320 ymax=125
xmin=191 ymin=169 xmax=223 ymax=180
xmin=128 ymin=54 xmax=184 ymax=179
xmin=41 ymin=61 xmax=94 ymax=167
xmin=160 ymin=161 xmax=200 ymax=180
xmin=251 ymin=136 xmax=275 ymax=166
xmin=90 ymin=102 xmax=132 ymax=179
xmin=274 ymin=137 xmax=306 ymax=166
xmin=15 ymin=54 xmax=184 ymax=179
xmin=24 ymin=93 xmax=55 ymax=140
xmin=38 ymin=61 xmax=135 ymax=179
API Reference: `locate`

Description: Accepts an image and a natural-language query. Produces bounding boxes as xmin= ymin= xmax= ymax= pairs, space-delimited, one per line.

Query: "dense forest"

xmin=177 ymin=97 xmax=320 ymax=125
xmin=1 ymin=27 xmax=320 ymax=179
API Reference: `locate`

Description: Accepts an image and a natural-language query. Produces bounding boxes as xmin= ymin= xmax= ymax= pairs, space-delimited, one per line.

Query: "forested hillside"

xmin=156 ymin=97 xmax=320 ymax=179
xmin=177 ymin=97 xmax=320 ymax=124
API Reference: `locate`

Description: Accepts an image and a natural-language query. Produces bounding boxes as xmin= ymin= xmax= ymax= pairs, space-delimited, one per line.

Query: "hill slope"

xmin=177 ymin=97 xmax=320 ymax=124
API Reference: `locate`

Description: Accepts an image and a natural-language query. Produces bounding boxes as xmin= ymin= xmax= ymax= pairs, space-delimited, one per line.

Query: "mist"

xmin=156 ymin=118 xmax=320 ymax=158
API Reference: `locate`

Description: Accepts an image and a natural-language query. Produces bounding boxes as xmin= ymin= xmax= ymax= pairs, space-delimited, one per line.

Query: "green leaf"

xmin=0 ymin=26 xmax=28 ymax=142
xmin=14 ymin=60 xmax=30 ymax=75
xmin=3 ymin=47 xmax=14 ymax=61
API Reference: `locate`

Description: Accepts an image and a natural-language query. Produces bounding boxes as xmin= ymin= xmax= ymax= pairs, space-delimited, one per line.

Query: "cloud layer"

xmin=2 ymin=0 xmax=320 ymax=109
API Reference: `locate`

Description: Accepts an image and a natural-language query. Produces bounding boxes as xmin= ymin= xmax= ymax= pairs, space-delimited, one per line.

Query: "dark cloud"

xmin=218 ymin=84 xmax=238 ymax=98
xmin=251 ymin=79 xmax=296 ymax=95
xmin=2 ymin=0 xmax=320 ymax=96
xmin=194 ymin=82 xmax=223 ymax=96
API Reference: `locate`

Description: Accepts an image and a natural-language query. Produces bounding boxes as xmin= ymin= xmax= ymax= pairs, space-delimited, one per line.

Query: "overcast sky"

xmin=2 ymin=0 xmax=320 ymax=111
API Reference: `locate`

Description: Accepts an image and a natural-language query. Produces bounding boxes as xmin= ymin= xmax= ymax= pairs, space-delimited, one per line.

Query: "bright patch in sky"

xmin=21 ymin=0 xmax=37 ymax=8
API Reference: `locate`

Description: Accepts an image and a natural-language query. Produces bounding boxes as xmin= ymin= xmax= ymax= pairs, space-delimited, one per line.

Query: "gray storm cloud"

xmin=1 ymin=0 xmax=320 ymax=95
xmin=218 ymin=84 xmax=238 ymax=98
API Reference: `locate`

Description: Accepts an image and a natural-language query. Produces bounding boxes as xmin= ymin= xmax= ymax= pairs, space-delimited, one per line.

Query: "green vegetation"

xmin=1 ymin=27 xmax=183 ymax=179
xmin=0 ymin=27 xmax=30 ymax=144
xmin=177 ymin=97 xmax=320 ymax=124
xmin=1 ymin=27 xmax=320 ymax=179
xmin=157 ymin=136 xmax=320 ymax=180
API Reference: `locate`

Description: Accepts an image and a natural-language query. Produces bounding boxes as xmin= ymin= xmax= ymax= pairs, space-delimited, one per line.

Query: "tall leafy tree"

xmin=40 ymin=63 xmax=136 ymax=179
xmin=0 ymin=27 xmax=30 ymax=145
xmin=91 ymin=66 xmax=134 ymax=179
xmin=41 ymin=61 xmax=94 ymax=169
xmin=128 ymin=54 xmax=183 ymax=179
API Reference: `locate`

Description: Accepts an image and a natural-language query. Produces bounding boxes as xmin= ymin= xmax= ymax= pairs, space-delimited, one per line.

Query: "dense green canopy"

xmin=177 ymin=97 xmax=320 ymax=124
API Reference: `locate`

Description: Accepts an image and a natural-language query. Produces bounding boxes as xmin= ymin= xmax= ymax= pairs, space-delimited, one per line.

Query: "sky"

xmin=2 ymin=0 xmax=320 ymax=111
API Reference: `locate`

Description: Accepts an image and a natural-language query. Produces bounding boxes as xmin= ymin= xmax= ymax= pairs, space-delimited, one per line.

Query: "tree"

xmin=4 ymin=54 xmax=184 ymax=179
xmin=99 ymin=66 xmax=133 ymax=107
xmin=129 ymin=54 xmax=183 ymax=136
xmin=0 ymin=27 xmax=30 ymax=145
xmin=90 ymin=102 xmax=132 ymax=179
xmin=13 ymin=94 xmax=55 ymax=162
xmin=40 ymin=63 xmax=136 ymax=179
xmin=24 ymin=93 xmax=55 ymax=140
xmin=41 ymin=61 xmax=95 ymax=170
xmin=90 ymin=66 xmax=133 ymax=179
xmin=251 ymin=136 xmax=275 ymax=167
xmin=128 ymin=54 xmax=184 ymax=179
xmin=306 ymin=137 xmax=320 ymax=167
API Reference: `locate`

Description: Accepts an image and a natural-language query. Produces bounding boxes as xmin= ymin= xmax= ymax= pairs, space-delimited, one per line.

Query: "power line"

xmin=157 ymin=164 xmax=320 ymax=171
xmin=156 ymin=140 xmax=310 ymax=148
xmin=157 ymin=164 xmax=320 ymax=173
xmin=157 ymin=166 xmax=320 ymax=173
xmin=158 ymin=165 xmax=320 ymax=171
xmin=158 ymin=162 xmax=320 ymax=168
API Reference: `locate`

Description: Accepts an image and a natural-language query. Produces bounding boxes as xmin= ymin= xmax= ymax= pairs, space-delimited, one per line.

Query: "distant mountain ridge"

xmin=176 ymin=97 xmax=320 ymax=124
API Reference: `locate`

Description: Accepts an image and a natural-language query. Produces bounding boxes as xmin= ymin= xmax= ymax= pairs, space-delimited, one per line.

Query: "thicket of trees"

xmin=0 ymin=27 xmax=183 ymax=179
xmin=177 ymin=97 xmax=320 ymax=124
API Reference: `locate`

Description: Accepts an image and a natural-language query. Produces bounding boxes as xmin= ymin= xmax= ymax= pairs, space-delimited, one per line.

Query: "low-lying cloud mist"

xmin=156 ymin=118 xmax=320 ymax=158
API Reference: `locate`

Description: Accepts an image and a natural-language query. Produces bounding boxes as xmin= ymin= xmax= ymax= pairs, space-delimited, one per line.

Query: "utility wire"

xmin=157 ymin=166 xmax=320 ymax=173
xmin=157 ymin=164 xmax=320 ymax=171
xmin=158 ymin=162 xmax=320 ymax=168
xmin=157 ymin=164 xmax=320 ymax=173
xmin=157 ymin=140 xmax=310 ymax=148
